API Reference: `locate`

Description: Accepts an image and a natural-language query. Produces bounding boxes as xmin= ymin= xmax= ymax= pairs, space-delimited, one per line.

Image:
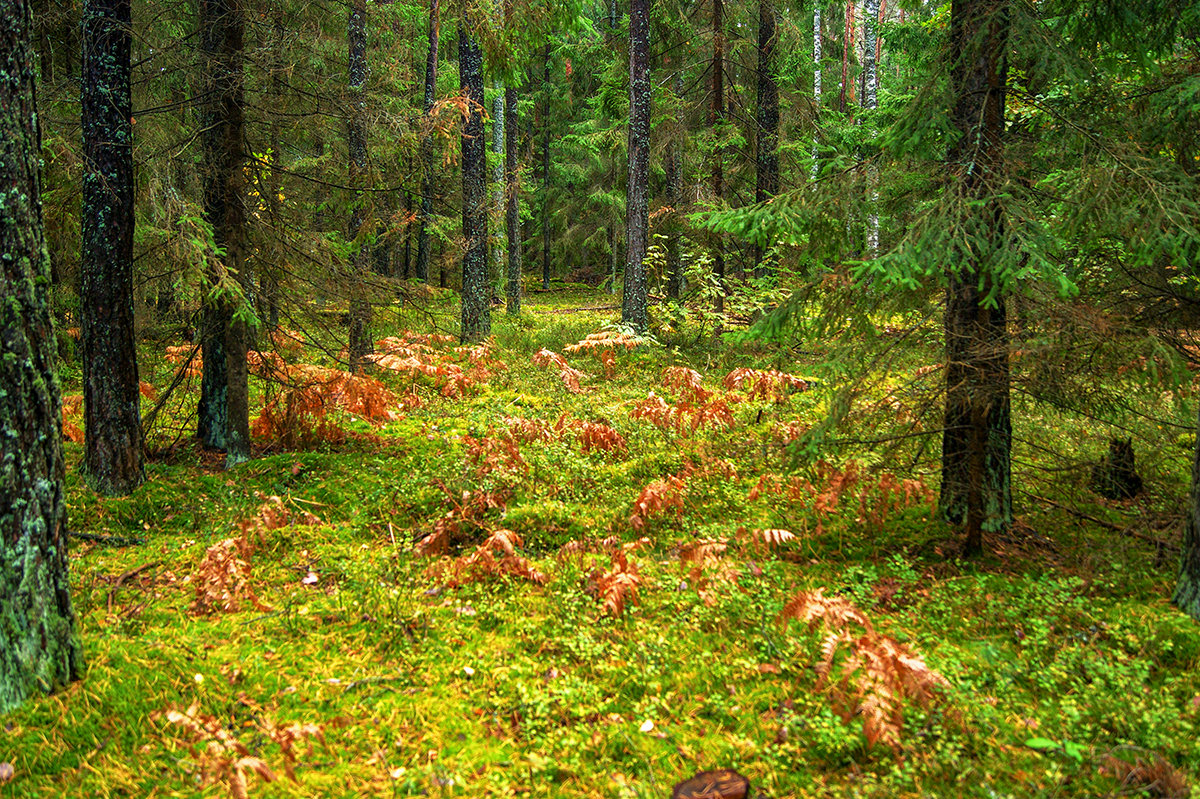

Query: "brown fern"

xmin=532 ymin=348 xmax=586 ymax=393
xmin=630 ymin=475 xmax=687 ymax=531
xmin=723 ymin=367 xmax=810 ymax=402
xmin=779 ymin=589 xmax=949 ymax=753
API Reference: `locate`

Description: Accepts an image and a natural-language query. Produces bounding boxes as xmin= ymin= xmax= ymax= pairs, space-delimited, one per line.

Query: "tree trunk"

xmin=666 ymin=68 xmax=684 ymax=300
xmin=346 ymin=0 xmax=372 ymax=370
xmin=621 ymin=0 xmax=651 ymax=332
xmin=459 ymin=18 xmax=490 ymax=342
xmin=505 ymin=84 xmax=522 ymax=315
xmin=541 ymin=41 xmax=552 ymax=290
xmin=491 ymin=78 xmax=505 ymax=302
xmin=812 ymin=3 xmax=822 ymax=181
xmin=1174 ymin=404 xmax=1200 ymax=618
xmin=415 ymin=0 xmax=439 ymax=284
xmin=754 ymin=0 xmax=779 ymax=279
xmin=81 ymin=0 xmax=144 ymax=495
xmin=0 ymin=0 xmax=83 ymax=710
xmin=940 ymin=0 xmax=1012 ymax=554
xmin=863 ymin=0 xmax=880 ymax=257
xmin=711 ymin=0 xmax=726 ymax=314
xmin=197 ymin=0 xmax=250 ymax=467
xmin=840 ymin=0 xmax=855 ymax=113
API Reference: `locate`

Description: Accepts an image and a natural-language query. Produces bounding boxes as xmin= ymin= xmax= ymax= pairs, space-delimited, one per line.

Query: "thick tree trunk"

xmin=346 ymin=0 xmax=372 ymax=370
xmin=754 ymin=0 xmax=779 ymax=279
xmin=505 ymin=84 xmax=522 ymax=315
xmin=459 ymin=19 xmax=490 ymax=342
xmin=415 ymin=0 xmax=439 ymax=284
xmin=1174 ymin=404 xmax=1200 ymax=618
xmin=621 ymin=0 xmax=651 ymax=332
xmin=940 ymin=0 xmax=1012 ymax=554
xmin=710 ymin=0 xmax=726 ymax=314
xmin=541 ymin=41 xmax=552 ymax=290
xmin=81 ymin=0 xmax=144 ymax=495
xmin=197 ymin=0 xmax=250 ymax=467
xmin=0 ymin=0 xmax=83 ymax=710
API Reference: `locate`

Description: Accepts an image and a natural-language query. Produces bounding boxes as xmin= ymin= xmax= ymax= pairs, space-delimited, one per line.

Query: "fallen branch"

xmin=70 ymin=530 xmax=146 ymax=547
xmin=1028 ymin=494 xmax=1178 ymax=552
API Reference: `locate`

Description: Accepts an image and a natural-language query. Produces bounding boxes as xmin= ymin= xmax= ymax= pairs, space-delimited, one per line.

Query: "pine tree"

xmin=81 ymin=0 xmax=144 ymax=494
xmin=621 ymin=0 xmax=651 ymax=332
xmin=0 ymin=0 xmax=83 ymax=710
xmin=460 ymin=16 xmax=491 ymax=342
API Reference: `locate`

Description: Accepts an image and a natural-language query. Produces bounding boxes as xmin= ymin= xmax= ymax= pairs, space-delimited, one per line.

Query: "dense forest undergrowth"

xmin=4 ymin=283 xmax=1199 ymax=798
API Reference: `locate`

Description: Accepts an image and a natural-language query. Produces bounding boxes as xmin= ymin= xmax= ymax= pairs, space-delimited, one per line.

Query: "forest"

xmin=3 ymin=0 xmax=1200 ymax=796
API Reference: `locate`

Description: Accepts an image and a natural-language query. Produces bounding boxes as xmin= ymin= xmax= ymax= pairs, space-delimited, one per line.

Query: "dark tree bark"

xmin=505 ymin=84 xmax=522 ymax=315
xmin=259 ymin=6 xmax=285 ymax=334
xmin=490 ymin=75 xmax=505 ymax=303
xmin=710 ymin=0 xmax=726 ymax=314
xmin=940 ymin=0 xmax=1012 ymax=554
xmin=346 ymin=0 xmax=372 ymax=370
xmin=197 ymin=0 xmax=251 ymax=467
xmin=753 ymin=0 xmax=779 ymax=279
xmin=621 ymin=0 xmax=651 ymax=332
xmin=0 ymin=0 xmax=83 ymax=710
xmin=415 ymin=0 xmax=439 ymax=284
xmin=1175 ymin=406 xmax=1200 ymax=618
xmin=541 ymin=41 xmax=552 ymax=290
xmin=81 ymin=0 xmax=144 ymax=495
xmin=666 ymin=67 xmax=684 ymax=300
xmin=459 ymin=18 xmax=490 ymax=342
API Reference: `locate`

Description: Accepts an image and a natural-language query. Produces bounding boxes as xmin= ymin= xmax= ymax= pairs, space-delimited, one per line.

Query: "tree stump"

xmin=1090 ymin=438 xmax=1144 ymax=500
xmin=671 ymin=769 xmax=750 ymax=799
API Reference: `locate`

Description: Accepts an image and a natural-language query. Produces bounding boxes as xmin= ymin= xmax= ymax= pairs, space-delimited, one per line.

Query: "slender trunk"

xmin=347 ymin=0 xmax=372 ymax=370
xmin=541 ymin=41 xmax=552 ymax=290
xmin=402 ymin=189 xmax=413 ymax=278
xmin=0 ymin=0 xmax=83 ymax=710
xmin=812 ymin=4 xmax=822 ymax=181
xmin=1174 ymin=402 xmax=1200 ymax=618
xmin=863 ymin=0 xmax=879 ymax=256
xmin=505 ymin=84 xmax=522 ymax=315
xmin=197 ymin=0 xmax=250 ymax=467
xmin=491 ymin=80 xmax=505 ymax=301
xmin=260 ymin=8 xmax=284 ymax=333
xmin=81 ymin=0 xmax=144 ymax=494
xmin=940 ymin=0 xmax=1012 ymax=553
xmin=754 ymin=0 xmax=779 ymax=279
xmin=621 ymin=0 xmax=651 ymax=332
xmin=840 ymin=0 xmax=855 ymax=113
xmin=415 ymin=0 xmax=439 ymax=284
xmin=459 ymin=18 xmax=490 ymax=341
xmin=710 ymin=0 xmax=726 ymax=314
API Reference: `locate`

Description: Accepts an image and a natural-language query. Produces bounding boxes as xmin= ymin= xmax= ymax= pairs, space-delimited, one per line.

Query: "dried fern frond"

xmin=533 ymin=348 xmax=586 ymax=393
xmin=662 ymin=366 xmax=712 ymax=403
xmin=780 ymin=589 xmax=950 ymax=753
xmin=723 ymin=367 xmax=810 ymax=402
xmin=630 ymin=476 xmax=687 ymax=531
xmin=572 ymin=420 xmax=628 ymax=456
xmin=596 ymin=550 xmax=641 ymax=616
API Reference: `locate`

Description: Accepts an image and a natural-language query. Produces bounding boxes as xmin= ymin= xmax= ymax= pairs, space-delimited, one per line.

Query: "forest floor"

xmin=4 ymin=283 xmax=1200 ymax=798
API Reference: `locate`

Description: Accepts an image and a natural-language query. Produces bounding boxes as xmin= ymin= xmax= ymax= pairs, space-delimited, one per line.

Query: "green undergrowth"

xmin=4 ymin=287 xmax=1200 ymax=798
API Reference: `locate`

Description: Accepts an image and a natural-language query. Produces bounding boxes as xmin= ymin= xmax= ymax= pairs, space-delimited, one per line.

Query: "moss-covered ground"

xmin=4 ymin=284 xmax=1199 ymax=798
